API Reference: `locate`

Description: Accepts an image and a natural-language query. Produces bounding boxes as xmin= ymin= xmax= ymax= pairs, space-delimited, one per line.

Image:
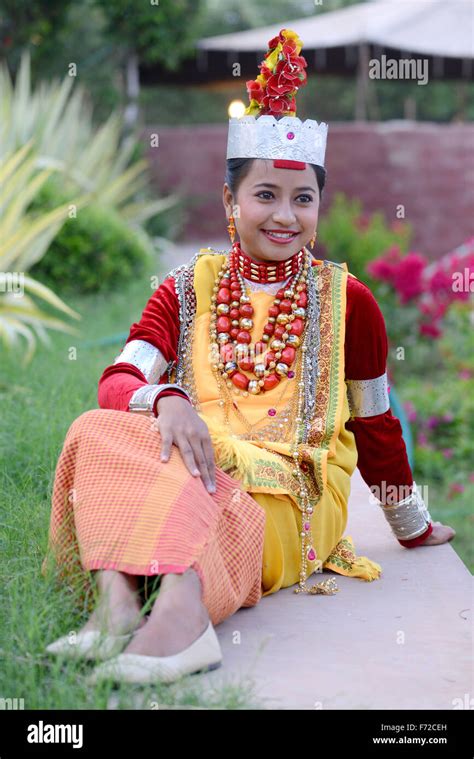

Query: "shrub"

xmin=30 ymin=181 xmax=151 ymax=294
xmin=0 ymin=143 xmax=83 ymax=363
xmin=368 ymin=237 xmax=474 ymax=346
xmin=318 ymin=193 xmax=411 ymax=282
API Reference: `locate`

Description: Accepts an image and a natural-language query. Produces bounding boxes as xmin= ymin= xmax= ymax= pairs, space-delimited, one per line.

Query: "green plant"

xmin=29 ymin=179 xmax=151 ymax=293
xmin=0 ymin=50 xmax=180 ymax=228
xmin=318 ymin=193 xmax=411 ymax=282
xmin=0 ymin=142 xmax=85 ymax=362
xmin=398 ymin=303 xmax=473 ymax=549
xmin=32 ymin=206 xmax=151 ymax=295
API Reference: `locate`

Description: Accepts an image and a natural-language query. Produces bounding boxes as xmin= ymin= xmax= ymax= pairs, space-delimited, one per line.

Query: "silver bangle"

xmin=129 ymin=384 xmax=191 ymax=414
xmin=377 ymin=481 xmax=432 ymax=540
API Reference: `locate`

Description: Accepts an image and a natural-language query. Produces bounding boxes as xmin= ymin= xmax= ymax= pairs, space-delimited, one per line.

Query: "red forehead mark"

xmin=273 ymin=159 xmax=306 ymax=170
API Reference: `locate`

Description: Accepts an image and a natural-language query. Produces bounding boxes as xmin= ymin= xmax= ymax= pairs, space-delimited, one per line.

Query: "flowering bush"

xmin=400 ymin=299 xmax=474 ymax=570
xmin=403 ymin=374 xmax=473 ymax=492
xmin=377 ymin=245 xmax=474 ymax=569
xmin=318 ymin=193 xmax=412 ymax=282
xmin=368 ymin=237 xmax=474 ymax=339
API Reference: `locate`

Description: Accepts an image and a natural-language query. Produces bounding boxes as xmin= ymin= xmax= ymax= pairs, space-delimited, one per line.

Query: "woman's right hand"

xmin=154 ymin=395 xmax=216 ymax=494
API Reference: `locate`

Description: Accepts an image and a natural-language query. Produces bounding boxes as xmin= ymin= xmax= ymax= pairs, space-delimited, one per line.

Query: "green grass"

xmin=0 ymin=272 xmax=264 ymax=710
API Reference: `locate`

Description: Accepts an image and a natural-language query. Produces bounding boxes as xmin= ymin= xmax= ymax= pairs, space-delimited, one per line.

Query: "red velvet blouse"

xmin=98 ymin=265 xmax=432 ymax=548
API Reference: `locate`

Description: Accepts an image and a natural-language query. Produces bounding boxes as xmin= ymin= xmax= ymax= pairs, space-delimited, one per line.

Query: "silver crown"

xmin=226 ymin=115 xmax=328 ymax=167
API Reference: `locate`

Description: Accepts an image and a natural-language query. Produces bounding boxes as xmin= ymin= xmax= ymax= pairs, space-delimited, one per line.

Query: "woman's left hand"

xmin=421 ymin=521 xmax=456 ymax=545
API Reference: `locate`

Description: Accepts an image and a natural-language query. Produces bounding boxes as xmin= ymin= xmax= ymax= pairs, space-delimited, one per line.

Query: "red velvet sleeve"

xmin=344 ymin=275 xmax=432 ymax=547
xmin=125 ymin=276 xmax=180 ymax=364
xmin=97 ymin=276 xmax=190 ymax=415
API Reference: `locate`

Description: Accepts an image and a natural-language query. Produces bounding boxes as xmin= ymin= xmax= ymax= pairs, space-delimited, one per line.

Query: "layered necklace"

xmin=209 ymin=241 xmax=310 ymax=396
xmin=208 ymin=240 xmax=338 ymax=597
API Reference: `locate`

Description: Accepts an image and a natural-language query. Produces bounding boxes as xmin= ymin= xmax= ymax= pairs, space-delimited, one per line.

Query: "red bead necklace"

xmin=232 ymin=241 xmax=305 ymax=283
xmin=209 ymin=244 xmax=311 ymax=395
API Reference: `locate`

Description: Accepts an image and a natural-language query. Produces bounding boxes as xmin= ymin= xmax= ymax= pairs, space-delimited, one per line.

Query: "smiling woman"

xmin=223 ymin=156 xmax=326 ymax=263
xmin=42 ymin=27 xmax=454 ymax=688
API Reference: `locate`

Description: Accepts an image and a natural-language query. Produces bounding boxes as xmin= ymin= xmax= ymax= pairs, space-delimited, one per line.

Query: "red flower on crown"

xmin=244 ymin=28 xmax=308 ymax=118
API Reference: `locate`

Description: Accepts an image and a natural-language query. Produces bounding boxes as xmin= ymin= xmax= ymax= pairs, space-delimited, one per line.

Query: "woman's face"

xmin=223 ymin=159 xmax=319 ymax=262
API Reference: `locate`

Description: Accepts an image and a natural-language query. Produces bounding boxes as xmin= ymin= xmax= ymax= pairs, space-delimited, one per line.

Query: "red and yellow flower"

xmin=243 ymin=28 xmax=308 ymax=118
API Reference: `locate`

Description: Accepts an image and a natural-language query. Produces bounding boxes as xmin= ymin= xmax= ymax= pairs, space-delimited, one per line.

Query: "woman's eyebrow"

xmin=253 ymin=182 xmax=316 ymax=192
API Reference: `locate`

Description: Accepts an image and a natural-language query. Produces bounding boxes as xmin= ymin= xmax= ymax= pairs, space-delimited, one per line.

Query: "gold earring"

xmin=227 ymin=214 xmax=236 ymax=244
xmin=310 ymin=230 xmax=317 ymax=249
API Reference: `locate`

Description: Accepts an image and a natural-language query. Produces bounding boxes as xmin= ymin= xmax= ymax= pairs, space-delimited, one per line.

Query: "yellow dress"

xmin=178 ymin=252 xmax=381 ymax=595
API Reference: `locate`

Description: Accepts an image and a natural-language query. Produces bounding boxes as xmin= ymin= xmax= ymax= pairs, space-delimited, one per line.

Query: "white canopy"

xmin=197 ymin=0 xmax=474 ymax=60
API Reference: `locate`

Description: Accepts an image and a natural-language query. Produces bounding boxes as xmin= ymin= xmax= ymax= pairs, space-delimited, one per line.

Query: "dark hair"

xmin=225 ymin=157 xmax=326 ymax=200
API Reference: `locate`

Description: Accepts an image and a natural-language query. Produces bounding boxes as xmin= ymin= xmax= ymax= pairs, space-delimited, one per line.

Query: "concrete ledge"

xmin=199 ymin=469 xmax=473 ymax=710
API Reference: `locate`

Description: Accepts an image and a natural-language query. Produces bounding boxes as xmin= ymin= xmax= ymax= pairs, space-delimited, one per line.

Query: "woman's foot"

xmin=123 ymin=568 xmax=210 ymax=657
xmin=80 ymin=570 xmax=146 ymax=637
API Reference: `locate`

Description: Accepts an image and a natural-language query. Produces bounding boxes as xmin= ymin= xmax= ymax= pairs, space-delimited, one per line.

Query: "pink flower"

xmin=442 ymin=448 xmax=454 ymax=459
xmin=469 ymin=473 xmax=474 ymax=483
xmin=393 ymin=252 xmax=427 ymax=303
xmin=428 ymin=269 xmax=452 ymax=294
xmin=434 ymin=300 xmax=449 ymax=319
xmin=403 ymin=401 xmax=417 ymax=423
xmin=417 ymin=432 xmax=429 ymax=447
xmin=419 ymin=322 xmax=442 ymax=339
xmin=458 ymin=368 xmax=472 ymax=380
xmin=427 ymin=415 xmax=441 ymax=430
xmin=451 ymin=285 xmax=471 ymax=302
xmin=418 ymin=302 xmax=432 ymax=316
xmin=367 ymin=245 xmax=402 ymax=284
xmin=448 ymin=482 xmax=465 ymax=499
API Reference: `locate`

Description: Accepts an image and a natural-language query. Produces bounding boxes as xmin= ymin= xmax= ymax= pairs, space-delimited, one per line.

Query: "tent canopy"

xmin=139 ymin=0 xmax=473 ymax=85
xmin=198 ymin=0 xmax=473 ymax=60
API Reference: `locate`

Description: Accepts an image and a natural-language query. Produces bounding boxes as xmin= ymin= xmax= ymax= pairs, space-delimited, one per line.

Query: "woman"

xmin=43 ymin=29 xmax=455 ymax=685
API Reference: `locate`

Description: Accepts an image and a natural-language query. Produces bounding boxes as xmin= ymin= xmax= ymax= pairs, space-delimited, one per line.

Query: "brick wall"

xmin=144 ymin=122 xmax=474 ymax=259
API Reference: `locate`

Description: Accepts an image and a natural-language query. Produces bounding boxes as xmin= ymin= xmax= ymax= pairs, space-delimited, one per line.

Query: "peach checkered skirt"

xmin=42 ymin=409 xmax=266 ymax=626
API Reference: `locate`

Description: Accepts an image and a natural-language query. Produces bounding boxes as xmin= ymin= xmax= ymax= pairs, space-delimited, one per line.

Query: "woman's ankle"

xmin=160 ymin=568 xmax=202 ymax=599
xmin=152 ymin=571 xmax=207 ymax=620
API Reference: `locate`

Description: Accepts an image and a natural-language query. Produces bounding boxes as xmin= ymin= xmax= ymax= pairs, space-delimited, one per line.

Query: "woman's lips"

xmin=261 ymin=230 xmax=299 ymax=245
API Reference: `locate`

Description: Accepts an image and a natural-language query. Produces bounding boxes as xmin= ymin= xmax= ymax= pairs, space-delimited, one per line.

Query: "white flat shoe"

xmin=86 ymin=621 xmax=223 ymax=685
xmin=45 ymin=630 xmax=135 ymax=661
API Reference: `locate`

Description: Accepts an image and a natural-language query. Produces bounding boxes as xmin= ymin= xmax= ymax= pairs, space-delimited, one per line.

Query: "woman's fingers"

xmin=175 ymin=436 xmax=201 ymax=478
xmin=154 ymin=401 xmax=216 ymax=494
xmin=159 ymin=430 xmax=173 ymax=463
xmin=191 ymin=439 xmax=216 ymax=494
xmin=201 ymin=436 xmax=216 ymax=491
